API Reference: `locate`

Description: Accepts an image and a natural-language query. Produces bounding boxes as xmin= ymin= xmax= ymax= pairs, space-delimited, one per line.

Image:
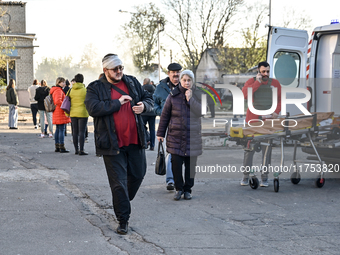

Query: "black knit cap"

xmin=167 ymin=63 xmax=182 ymax=71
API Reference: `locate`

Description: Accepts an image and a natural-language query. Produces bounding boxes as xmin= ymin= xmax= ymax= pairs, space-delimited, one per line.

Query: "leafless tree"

xmin=163 ymin=0 xmax=243 ymax=71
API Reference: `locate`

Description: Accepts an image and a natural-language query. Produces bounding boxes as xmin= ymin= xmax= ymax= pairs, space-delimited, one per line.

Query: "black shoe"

xmin=79 ymin=151 xmax=88 ymax=155
xmin=75 ymin=150 xmax=79 ymax=155
xmin=174 ymin=190 xmax=183 ymax=201
xmin=149 ymin=147 xmax=154 ymax=151
xmin=184 ymin=192 xmax=192 ymax=200
xmin=117 ymin=222 xmax=128 ymax=235
xmin=9 ymin=127 xmax=18 ymax=129
xmin=166 ymin=182 xmax=174 ymax=191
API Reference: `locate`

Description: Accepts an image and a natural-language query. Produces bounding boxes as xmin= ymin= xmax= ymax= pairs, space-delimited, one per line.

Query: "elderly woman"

xmin=157 ymin=70 xmax=202 ymax=200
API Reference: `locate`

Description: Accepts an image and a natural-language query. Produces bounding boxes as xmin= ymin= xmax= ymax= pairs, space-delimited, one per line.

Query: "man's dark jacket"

xmin=85 ymin=75 xmax=154 ymax=156
xmin=153 ymin=77 xmax=173 ymax=116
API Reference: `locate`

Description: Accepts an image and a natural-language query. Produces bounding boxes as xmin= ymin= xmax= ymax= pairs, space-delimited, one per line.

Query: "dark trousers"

xmin=30 ymin=104 xmax=39 ymax=125
xmin=142 ymin=115 xmax=156 ymax=148
xmin=71 ymin=117 xmax=88 ymax=151
xmin=208 ymin=103 xmax=215 ymax=117
xmin=103 ymin=144 xmax=146 ymax=223
xmin=171 ymin=154 xmax=197 ymax=193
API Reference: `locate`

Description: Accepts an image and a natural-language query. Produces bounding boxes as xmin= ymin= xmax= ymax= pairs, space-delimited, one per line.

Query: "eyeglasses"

xmin=108 ymin=66 xmax=124 ymax=72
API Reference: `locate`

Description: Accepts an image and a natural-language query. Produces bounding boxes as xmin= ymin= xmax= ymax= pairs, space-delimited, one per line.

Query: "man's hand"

xmin=185 ymin=89 xmax=192 ymax=101
xmin=157 ymin=136 xmax=164 ymax=142
xmin=119 ymin=95 xmax=132 ymax=105
xmin=132 ymin=102 xmax=145 ymax=114
xmin=272 ymin=112 xmax=278 ymax=119
xmin=256 ymin=72 xmax=262 ymax=83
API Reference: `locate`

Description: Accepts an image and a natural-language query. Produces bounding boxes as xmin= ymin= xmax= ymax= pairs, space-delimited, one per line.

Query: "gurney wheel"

xmin=254 ymin=143 xmax=261 ymax=152
xmin=274 ymin=179 xmax=279 ymax=192
xmin=249 ymin=177 xmax=259 ymax=189
xmin=331 ymin=127 xmax=340 ymax=139
xmin=290 ymin=172 xmax=301 ymax=184
xmin=315 ymin=178 xmax=325 ymax=188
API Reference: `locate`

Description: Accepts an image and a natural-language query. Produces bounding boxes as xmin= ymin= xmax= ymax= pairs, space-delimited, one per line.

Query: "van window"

xmin=272 ymin=51 xmax=300 ymax=87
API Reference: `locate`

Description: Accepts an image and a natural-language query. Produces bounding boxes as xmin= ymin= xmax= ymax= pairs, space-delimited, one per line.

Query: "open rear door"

xmin=267 ymin=27 xmax=309 ymax=115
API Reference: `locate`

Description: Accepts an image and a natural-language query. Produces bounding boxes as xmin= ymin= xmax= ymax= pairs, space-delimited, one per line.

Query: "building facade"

xmin=0 ymin=1 xmax=37 ymax=107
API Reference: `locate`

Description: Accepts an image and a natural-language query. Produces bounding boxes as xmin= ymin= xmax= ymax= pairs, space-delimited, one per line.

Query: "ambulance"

xmin=266 ymin=20 xmax=340 ymax=163
xmin=267 ymin=19 xmax=340 ymax=117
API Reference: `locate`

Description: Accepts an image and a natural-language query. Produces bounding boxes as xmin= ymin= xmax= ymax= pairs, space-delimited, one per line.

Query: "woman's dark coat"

xmin=157 ymin=84 xmax=202 ymax=157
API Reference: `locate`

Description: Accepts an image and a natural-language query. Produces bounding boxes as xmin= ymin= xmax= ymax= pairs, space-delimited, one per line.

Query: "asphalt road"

xmin=1 ymin=113 xmax=340 ymax=255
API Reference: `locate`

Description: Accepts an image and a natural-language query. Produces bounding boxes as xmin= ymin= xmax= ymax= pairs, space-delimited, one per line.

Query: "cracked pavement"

xmin=1 ymin=113 xmax=340 ymax=255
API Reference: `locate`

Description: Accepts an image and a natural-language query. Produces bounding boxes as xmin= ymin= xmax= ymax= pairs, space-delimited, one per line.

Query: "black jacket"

xmin=35 ymin=86 xmax=50 ymax=110
xmin=142 ymin=83 xmax=156 ymax=117
xmin=85 ymin=74 xmax=154 ymax=156
xmin=157 ymin=84 xmax=202 ymax=157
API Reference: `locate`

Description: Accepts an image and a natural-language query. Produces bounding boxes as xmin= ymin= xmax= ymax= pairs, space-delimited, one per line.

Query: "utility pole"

xmin=269 ymin=0 xmax=271 ymax=26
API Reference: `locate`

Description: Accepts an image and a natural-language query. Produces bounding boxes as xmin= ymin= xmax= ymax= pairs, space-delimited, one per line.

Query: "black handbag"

xmin=155 ymin=141 xmax=166 ymax=175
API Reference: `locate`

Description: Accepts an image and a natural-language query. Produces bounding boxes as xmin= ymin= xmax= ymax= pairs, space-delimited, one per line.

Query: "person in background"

xmin=156 ymin=70 xmax=202 ymax=200
xmin=63 ymin=79 xmax=71 ymax=94
xmin=141 ymin=77 xmax=156 ymax=150
xmin=6 ymin=79 xmax=19 ymax=129
xmin=69 ymin=73 xmax=89 ymax=155
xmin=34 ymin=80 xmax=53 ymax=138
xmin=150 ymin=81 xmax=155 ymax=87
xmin=63 ymin=79 xmax=71 ymax=137
xmin=153 ymin=63 xmax=182 ymax=191
xmin=50 ymin=77 xmax=71 ymax=153
xmin=240 ymin=61 xmax=282 ymax=187
xmin=85 ymin=53 xmax=153 ymax=235
xmin=28 ymin=79 xmax=40 ymax=129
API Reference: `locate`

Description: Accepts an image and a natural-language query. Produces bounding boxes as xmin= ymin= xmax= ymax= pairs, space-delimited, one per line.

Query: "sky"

xmin=23 ymin=0 xmax=340 ymax=75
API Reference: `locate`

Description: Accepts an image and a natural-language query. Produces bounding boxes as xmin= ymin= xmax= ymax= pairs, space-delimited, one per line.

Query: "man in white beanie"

xmin=85 ymin=54 xmax=154 ymax=235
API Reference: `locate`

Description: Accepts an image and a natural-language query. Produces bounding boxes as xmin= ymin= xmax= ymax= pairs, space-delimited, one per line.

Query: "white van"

xmin=267 ymin=22 xmax=340 ymax=163
xmin=267 ymin=22 xmax=340 ymax=118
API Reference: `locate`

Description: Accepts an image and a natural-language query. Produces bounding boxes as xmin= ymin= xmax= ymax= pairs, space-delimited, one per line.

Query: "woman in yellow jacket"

xmin=68 ymin=73 xmax=89 ymax=155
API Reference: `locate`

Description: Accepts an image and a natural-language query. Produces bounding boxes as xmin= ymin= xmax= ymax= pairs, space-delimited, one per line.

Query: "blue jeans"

xmin=55 ymin=124 xmax=66 ymax=144
xmin=39 ymin=110 xmax=53 ymax=134
xmin=165 ymin=153 xmax=174 ymax=184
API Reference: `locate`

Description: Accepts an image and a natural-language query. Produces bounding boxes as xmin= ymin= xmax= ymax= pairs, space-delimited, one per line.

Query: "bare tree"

xmin=0 ymin=7 xmax=16 ymax=87
xmin=122 ymin=3 xmax=165 ymax=73
xmin=280 ymin=8 xmax=312 ymax=31
xmin=163 ymin=0 xmax=243 ymax=71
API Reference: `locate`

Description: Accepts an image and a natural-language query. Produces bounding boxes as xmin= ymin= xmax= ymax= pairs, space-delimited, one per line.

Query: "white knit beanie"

xmin=180 ymin=70 xmax=195 ymax=83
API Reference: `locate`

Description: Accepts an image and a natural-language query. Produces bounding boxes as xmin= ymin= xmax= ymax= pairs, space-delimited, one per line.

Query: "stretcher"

xmin=228 ymin=112 xmax=340 ymax=192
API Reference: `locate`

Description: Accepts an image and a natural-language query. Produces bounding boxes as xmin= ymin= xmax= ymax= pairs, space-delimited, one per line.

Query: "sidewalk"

xmin=1 ymin=108 xmax=340 ymax=255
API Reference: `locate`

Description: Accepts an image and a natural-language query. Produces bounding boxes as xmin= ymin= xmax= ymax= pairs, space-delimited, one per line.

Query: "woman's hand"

xmin=157 ymin=136 xmax=164 ymax=142
xmin=185 ymin=89 xmax=192 ymax=101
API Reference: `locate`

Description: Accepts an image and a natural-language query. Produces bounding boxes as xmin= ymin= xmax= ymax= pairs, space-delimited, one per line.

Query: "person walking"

xmin=141 ymin=77 xmax=156 ymax=150
xmin=28 ymin=79 xmax=40 ymax=129
xmin=85 ymin=53 xmax=153 ymax=235
xmin=153 ymin=63 xmax=182 ymax=191
xmin=68 ymin=73 xmax=89 ymax=155
xmin=35 ymin=80 xmax=53 ymax=138
xmin=157 ymin=70 xmax=202 ymax=200
xmin=6 ymin=79 xmax=19 ymax=129
xmin=50 ymin=77 xmax=71 ymax=153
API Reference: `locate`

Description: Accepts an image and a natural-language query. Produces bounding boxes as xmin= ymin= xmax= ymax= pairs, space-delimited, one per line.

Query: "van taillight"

xmin=307 ymin=86 xmax=312 ymax=111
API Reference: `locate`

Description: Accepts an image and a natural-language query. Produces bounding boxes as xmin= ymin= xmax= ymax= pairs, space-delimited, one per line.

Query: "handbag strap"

xmin=111 ymin=84 xmax=135 ymax=107
xmin=158 ymin=141 xmax=165 ymax=155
